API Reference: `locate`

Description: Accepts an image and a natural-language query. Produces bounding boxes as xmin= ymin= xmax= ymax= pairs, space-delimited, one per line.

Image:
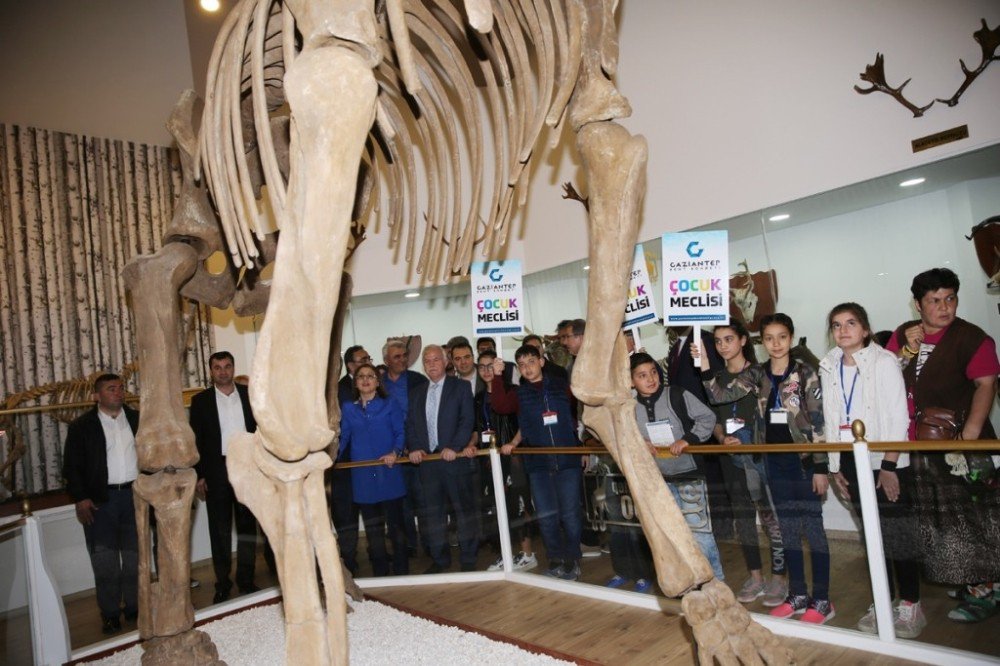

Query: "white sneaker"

xmin=512 ymin=551 xmax=538 ymax=571
xmin=894 ymin=600 xmax=927 ymax=639
xmin=857 ymin=604 xmax=877 ymax=634
xmin=486 ymin=556 xmax=504 ymax=572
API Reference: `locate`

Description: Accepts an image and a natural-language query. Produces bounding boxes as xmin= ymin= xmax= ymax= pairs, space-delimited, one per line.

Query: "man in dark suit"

xmin=190 ymin=351 xmax=259 ymax=603
xmin=407 ymin=344 xmax=477 ymax=573
xmin=337 ymin=345 xmax=371 ymax=405
xmin=63 ymin=373 xmax=140 ymax=634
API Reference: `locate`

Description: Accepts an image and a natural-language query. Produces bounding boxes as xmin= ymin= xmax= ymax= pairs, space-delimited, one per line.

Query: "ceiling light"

xmin=768 ymin=214 xmax=790 ymax=222
xmin=582 ymin=264 xmax=590 ymax=271
xmin=899 ymin=177 xmax=925 ymax=187
xmin=404 ymin=291 xmax=420 ymax=299
xmin=200 ymin=0 xmax=221 ymax=11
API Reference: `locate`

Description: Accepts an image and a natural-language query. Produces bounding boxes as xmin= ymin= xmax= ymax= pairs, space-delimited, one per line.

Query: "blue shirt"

xmin=383 ymin=372 xmax=411 ymax=415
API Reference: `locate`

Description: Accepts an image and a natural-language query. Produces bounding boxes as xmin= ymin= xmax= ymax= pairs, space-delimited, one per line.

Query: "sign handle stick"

xmin=629 ymin=326 xmax=642 ymax=352
xmin=496 ymin=335 xmax=504 ymax=361
xmin=693 ymin=324 xmax=702 ymax=368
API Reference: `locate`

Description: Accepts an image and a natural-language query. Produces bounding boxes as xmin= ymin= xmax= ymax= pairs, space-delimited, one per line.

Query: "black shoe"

xmin=460 ymin=563 xmax=476 ymax=572
xmin=213 ymin=589 xmax=231 ymax=604
xmin=239 ymin=584 xmax=261 ymax=595
xmin=544 ymin=560 xmax=564 ymax=578
xmin=423 ymin=563 xmax=445 ymax=575
xmin=101 ymin=616 xmax=121 ymax=635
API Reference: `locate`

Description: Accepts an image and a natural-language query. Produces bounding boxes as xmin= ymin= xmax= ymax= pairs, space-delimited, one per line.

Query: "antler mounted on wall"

xmin=854 ymin=53 xmax=934 ymax=118
xmin=855 ymin=18 xmax=999 ymax=117
xmin=937 ymin=19 xmax=1000 ymax=107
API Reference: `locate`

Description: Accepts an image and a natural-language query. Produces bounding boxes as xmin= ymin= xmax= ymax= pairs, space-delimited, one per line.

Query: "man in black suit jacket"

xmin=407 ymin=344 xmax=477 ymax=572
xmin=63 ymin=373 xmax=140 ymax=634
xmin=337 ymin=345 xmax=371 ymax=405
xmin=190 ymin=351 xmax=259 ymax=603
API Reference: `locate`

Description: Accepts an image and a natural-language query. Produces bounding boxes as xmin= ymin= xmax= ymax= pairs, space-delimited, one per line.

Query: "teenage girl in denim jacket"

xmin=694 ymin=313 xmax=833 ymax=624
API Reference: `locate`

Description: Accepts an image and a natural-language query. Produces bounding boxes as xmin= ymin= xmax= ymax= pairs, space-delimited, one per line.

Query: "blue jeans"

xmin=766 ymin=454 xmax=829 ymax=600
xmin=666 ymin=480 xmax=725 ymax=581
xmin=529 ymin=467 xmax=583 ymax=564
xmin=83 ymin=487 xmax=138 ymax=620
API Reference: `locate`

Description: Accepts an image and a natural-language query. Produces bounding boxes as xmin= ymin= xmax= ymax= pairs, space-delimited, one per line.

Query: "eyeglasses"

xmin=476 ymin=364 xmax=495 ymax=371
xmin=356 ymin=373 xmax=378 ymax=381
xmin=354 ymin=356 xmax=372 ymax=364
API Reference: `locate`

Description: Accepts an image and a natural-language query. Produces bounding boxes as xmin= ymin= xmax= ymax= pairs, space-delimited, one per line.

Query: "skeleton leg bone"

xmin=248 ymin=45 xmax=377 ymax=461
xmin=570 ymin=81 xmax=794 ymax=666
xmin=227 ymin=432 xmax=345 ymax=666
xmin=571 ymin=121 xmax=712 ymax=595
xmin=134 ymin=470 xmax=198 ymax=640
xmin=226 ymin=37 xmax=376 ymax=666
xmin=123 ymin=240 xmax=208 ymax=656
xmin=123 ymin=243 xmax=201 ymax=473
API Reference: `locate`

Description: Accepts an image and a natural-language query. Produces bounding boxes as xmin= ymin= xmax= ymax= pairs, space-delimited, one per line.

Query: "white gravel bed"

xmin=88 ymin=599 xmax=575 ymax=665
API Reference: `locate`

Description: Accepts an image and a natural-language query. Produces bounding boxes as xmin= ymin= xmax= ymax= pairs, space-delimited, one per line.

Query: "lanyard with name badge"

xmin=726 ymin=361 xmax=749 ymax=433
xmin=766 ymin=365 xmax=790 ymax=425
xmin=540 ymin=377 xmax=559 ymax=426
xmin=838 ymin=360 xmax=859 ymax=442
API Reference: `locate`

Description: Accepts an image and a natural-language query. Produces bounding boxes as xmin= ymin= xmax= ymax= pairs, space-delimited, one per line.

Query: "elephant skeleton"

xmin=123 ymin=1 xmax=795 ymax=664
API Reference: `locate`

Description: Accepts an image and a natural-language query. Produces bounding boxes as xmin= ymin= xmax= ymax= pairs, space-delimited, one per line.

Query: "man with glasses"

xmin=338 ymin=345 xmax=372 ymax=405
xmin=557 ymin=319 xmax=586 ymax=380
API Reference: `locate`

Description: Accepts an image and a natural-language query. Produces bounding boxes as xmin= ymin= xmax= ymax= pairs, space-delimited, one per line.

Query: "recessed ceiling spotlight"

xmin=582 ymin=264 xmax=590 ymax=271
xmin=768 ymin=214 xmax=790 ymax=222
xmin=900 ymin=177 xmax=925 ymax=187
xmin=200 ymin=0 xmax=221 ymax=11
xmin=404 ymin=291 xmax=420 ymax=299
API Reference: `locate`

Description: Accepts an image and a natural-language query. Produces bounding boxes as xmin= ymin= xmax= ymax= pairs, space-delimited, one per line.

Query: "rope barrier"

xmin=333 ymin=438 xmax=1000 ymax=469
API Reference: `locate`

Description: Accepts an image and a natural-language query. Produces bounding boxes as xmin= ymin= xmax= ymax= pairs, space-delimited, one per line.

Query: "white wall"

xmin=5 ymin=2 xmax=996 ymax=294
xmin=0 ymin=502 xmax=215 ymax=614
xmin=349 ymin=0 xmax=1000 ymax=293
xmin=0 ymin=0 xmax=194 ymax=146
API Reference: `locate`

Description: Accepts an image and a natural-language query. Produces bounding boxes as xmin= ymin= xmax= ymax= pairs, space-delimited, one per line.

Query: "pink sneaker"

xmin=800 ymin=599 xmax=836 ymax=624
xmin=769 ymin=594 xmax=810 ymax=618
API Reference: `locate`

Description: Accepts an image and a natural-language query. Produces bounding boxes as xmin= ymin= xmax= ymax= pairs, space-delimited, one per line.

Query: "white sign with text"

xmin=470 ymin=260 xmax=525 ymax=337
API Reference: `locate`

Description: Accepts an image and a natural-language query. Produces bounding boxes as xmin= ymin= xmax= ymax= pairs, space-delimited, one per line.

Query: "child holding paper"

xmin=614 ymin=353 xmax=724 ymax=590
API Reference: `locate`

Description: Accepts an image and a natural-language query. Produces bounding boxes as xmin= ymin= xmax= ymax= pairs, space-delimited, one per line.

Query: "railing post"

xmin=23 ymin=514 xmax=71 ymax=665
xmin=488 ymin=444 xmax=515 ymax=573
xmin=851 ymin=420 xmax=896 ymax=642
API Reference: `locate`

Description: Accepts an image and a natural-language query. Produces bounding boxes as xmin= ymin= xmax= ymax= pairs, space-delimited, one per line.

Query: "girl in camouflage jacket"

xmin=694 ymin=313 xmax=834 ymax=625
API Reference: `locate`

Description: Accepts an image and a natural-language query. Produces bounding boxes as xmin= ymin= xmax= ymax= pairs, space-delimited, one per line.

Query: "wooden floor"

xmin=370 ymin=581 xmax=920 ymax=665
xmin=3 ymin=530 xmax=998 ymax=664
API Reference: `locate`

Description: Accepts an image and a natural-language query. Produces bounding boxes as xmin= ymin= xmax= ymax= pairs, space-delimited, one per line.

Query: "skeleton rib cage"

xmin=196 ymin=0 xmax=585 ymax=282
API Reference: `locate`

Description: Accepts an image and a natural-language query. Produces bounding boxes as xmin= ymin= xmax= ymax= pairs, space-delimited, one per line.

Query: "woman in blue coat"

xmin=339 ymin=363 xmax=408 ymax=576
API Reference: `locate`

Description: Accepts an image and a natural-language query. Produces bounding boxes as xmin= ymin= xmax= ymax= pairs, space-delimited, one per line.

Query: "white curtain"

xmin=0 ymin=123 xmax=213 ymax=495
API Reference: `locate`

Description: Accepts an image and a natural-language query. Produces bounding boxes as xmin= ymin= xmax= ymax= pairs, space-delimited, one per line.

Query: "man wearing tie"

xmin=407 ymin=345 xmax=477 ymax=573
xmin=190 ymin=351 xmax=260 ymax=603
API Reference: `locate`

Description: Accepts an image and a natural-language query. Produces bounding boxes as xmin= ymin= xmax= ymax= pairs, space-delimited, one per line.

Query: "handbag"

xmin=914 ymin=407 xmax=962 ymax=441
xmin=916 ymin=407 xmax=998 ymax=486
